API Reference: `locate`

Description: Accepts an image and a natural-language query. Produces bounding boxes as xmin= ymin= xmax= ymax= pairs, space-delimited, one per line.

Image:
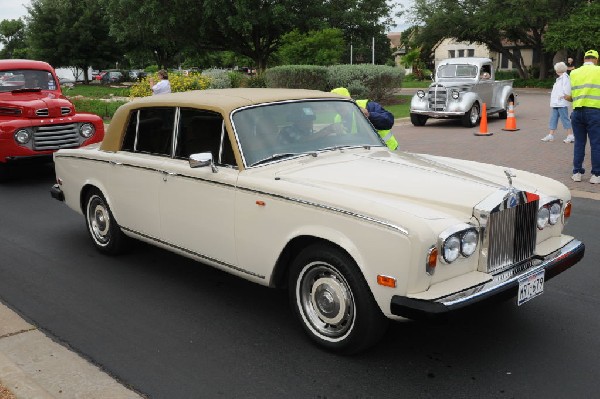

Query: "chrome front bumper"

xmin=390 ymin=239 xmax=585 ymax=319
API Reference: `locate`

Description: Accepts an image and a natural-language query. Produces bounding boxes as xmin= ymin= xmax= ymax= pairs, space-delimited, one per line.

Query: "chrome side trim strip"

xmin=121 ymin=226 xmax=266 ymax=280
xmin=55 ymin=154 xmax=409 ymax=236
xmin=237 ymin=186 xmax=410 ymax=236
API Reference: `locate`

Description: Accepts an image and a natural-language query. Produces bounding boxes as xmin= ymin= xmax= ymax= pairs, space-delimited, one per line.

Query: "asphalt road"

xmin=0 ymin=92 xmax=599 ymax=398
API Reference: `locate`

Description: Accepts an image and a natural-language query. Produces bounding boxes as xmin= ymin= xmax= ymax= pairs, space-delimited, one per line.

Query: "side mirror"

xmin=189 ymin=152 xmax=217 ymax=173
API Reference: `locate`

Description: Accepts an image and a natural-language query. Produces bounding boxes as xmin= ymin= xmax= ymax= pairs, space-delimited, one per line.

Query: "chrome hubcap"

xmin=298 ymin=263 xmax=355 ymax=339
xmin=88 ymin=196 xmax=110 ymax=245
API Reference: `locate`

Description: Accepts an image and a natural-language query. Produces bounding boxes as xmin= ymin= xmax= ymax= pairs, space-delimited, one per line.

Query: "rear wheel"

xmin=84 ymin=188 xmax=128 ymax=255
xmin=410 ymin=113 xmax=428 ymax=126
xmin=461 ymin=103 xmax=480 ymax=127
xmin=289 ymin=243 xmax=388 ymax=354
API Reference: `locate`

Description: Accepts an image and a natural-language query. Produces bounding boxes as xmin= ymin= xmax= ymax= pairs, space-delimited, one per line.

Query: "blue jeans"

xmin=549 ymin=107 xmax=571 ymax=130
xmin=571 ymin=107 xmax=600 ymax=176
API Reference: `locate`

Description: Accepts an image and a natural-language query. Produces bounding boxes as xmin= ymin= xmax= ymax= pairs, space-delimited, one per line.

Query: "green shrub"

xmin=228 ymin=71 xmax=246 ymax=88
xmin=246 ymin=74 xmax=267 ymax=88
xmin=327 ymin=64 xmax=404 ymax=102
xmin=203 ymin=69 xmax=232 ymax=89
xmin=265 ymin=65 xmax=329 ymax=90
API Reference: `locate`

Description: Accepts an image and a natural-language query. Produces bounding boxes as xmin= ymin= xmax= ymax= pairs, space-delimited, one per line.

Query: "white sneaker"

xmin=563 ymin=135 xmax=575 ymax=143
xmin=541 ymin=134 xmax=554 ymax=142
xmin=571 ymin=173 xmax=582 ymax=182
xmin=590 ymin=175 xmax=600 ymax=184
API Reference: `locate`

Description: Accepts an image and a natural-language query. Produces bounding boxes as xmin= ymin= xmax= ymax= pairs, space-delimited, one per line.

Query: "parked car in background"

xmin=128 ymin=69 xmax=147 ymax=81
xmin=410 ymin=57 xmax=516 ymax=127
xmin=0 ymin=59 xmax=104 ymax=179
xmin=100 ymin=70 xmax=125 ymax=84
xmin=95 ymin=71 xmax=107 ymax=81
xmin=51 ymin=88 xmax=584 ymax=354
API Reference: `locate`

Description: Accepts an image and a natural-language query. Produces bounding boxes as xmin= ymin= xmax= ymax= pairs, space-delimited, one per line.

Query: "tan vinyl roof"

xmin=101 ymin=88 xmax=344 ymax=153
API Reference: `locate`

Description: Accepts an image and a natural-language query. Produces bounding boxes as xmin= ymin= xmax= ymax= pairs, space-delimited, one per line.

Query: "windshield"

xmin=437 ymin=64 xmax=478 ymax=79
xmin=232 ymin=99 xmax=385 ymax=167
xmin=0 ymin=69 xmax=58 ymax=92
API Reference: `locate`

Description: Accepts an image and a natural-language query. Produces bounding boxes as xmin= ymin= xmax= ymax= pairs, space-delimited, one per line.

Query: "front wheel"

xmin=84 ymin=188 xmax=128 ymax=255
xmin=461 ymin=103 xmax=480 ymax=127
xmin=410 ymin=113 xmax=428 ymax=126
xmin=289 ymin=243 xmax=388 ymax=354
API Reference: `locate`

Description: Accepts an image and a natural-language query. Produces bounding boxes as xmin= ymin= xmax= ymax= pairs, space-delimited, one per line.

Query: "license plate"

xmin=517 ymin=269 xmax=545 ymax=306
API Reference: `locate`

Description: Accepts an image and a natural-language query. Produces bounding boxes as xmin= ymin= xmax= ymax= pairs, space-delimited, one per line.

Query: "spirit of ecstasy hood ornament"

xmin=504 ymin=168 xmax=516 ymax=188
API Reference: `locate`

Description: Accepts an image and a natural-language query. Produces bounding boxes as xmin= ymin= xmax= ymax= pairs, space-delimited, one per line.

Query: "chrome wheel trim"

xmin=469 ymin=105 xmax=479 ymax=125
xmin=87 ymin=195 xmax=111 ymax=246
xmin=296 ymin=262 xmax=355 ymax=342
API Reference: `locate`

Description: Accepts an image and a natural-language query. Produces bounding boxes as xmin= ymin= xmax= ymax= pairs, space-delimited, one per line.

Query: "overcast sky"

xmin=0 ymin=0 xmax=412 ymax=31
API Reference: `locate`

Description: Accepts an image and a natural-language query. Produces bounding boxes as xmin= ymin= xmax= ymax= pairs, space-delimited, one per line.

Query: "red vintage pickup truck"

xmin=0 ymin=59 xmax=104 ymax=179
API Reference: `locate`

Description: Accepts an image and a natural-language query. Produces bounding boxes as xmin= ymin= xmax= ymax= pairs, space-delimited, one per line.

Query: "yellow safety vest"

xmin=356 ymin=99 xmax=398 ymax=151
xmin=570 ymin=64 xmax=600 ymax=109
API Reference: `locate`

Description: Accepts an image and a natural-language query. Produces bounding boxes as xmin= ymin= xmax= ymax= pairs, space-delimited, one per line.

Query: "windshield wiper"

xmin=251 ymin=152 xmax=313 ymax=167
xmin=11 ymin=88 xmax=42 ymax=93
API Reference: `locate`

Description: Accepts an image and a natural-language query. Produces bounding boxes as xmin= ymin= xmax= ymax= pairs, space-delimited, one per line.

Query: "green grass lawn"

xmin=384 ymin=95 xmax=412 ymax=119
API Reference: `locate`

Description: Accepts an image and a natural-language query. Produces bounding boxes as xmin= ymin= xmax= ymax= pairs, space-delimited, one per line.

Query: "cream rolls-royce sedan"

xmin=51 ymin=88 xmax=585 ymax=354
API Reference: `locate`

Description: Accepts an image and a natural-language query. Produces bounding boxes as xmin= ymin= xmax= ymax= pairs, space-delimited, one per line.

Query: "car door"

xmin=106 ymin=107 xmax=175 ymax=240
xmin=478 ymin=64 xmax=494 ymax=106
xmin=159 ymin=108 xmax=239 ymax=268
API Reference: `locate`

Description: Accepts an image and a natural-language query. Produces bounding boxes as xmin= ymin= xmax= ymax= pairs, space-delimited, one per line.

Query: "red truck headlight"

xmin=79 ymin=123 xmax=95 ymax=138
xmin=14 ymin=129 xmax=32 ymax=144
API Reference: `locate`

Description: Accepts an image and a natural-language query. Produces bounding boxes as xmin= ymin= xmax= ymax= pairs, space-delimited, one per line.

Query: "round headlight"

xmin=417 ymin=90 xmax=426 ymax=98
xmin=461 ymin=229 xmax=478 ymax=257
xmin=80 ymin=123 xmax=95 ymax=138
xmin=451 ymin=90 xmax=460 ymax=100
xmin=537 ymin=206 xmax=550 ymax=229
xmin=443 ymin=235 xmax=461 ymax=263
xmin=549 ymin=202 xmax=561 ymax=225
xmin=14 ymin=129 xmax=31 ymax=144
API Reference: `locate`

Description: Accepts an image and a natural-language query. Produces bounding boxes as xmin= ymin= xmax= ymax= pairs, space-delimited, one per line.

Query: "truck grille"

xmin=428 ymin=84 xmax=448 ymax=111
xmin=33 ymin=123 xmax=80 ymax=150
xmin=485 ymin=200 xmax=538 ymax=274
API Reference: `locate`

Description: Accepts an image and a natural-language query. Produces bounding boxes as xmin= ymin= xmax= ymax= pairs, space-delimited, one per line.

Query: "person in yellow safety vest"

xmin=330 ymin=87 xmax=398 ymax=150
xmin=565 ymin=49 xmax=600 ymax=184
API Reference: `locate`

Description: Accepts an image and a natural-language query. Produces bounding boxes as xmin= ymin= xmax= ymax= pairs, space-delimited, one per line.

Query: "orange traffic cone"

xmin=502 ymin=102 xmax=520 ymax=131
xmin=474 ymin=103 xmax=493 ymax=136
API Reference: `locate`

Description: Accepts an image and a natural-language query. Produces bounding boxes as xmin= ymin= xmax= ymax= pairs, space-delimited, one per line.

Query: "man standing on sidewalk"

xmin=567 ymin=49 xmax=600 ymax=184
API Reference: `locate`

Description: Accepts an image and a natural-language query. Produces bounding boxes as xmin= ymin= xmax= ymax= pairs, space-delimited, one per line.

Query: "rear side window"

xmin=175 ymin=108 xmax=236 ymax=166
xmin=121 ymin=107 xmax=176 ymax=156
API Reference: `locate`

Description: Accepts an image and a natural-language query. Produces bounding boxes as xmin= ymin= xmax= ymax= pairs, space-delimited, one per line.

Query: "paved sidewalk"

xmin=0 ymin=303 xmax=143 ymax=399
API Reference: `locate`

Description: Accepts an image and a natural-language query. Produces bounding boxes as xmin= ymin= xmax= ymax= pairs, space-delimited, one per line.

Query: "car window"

xmin=438 ymin=64 xmax=477 ymax=79
xmin=232 ymin=99 xmax=384 ymax=167
xmin=121 ymin=107 xmax=175 ymax=156
xmin=175 ymin=108 xmax=236 ymax=166
xmin=0 ymin=69 xmax=56 ymax=92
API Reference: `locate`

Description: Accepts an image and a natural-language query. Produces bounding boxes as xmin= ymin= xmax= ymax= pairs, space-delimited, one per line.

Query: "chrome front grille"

xmin=485 ymin=200 xmax=538 ymax=274
xmin=33 ymin=123 xmax=80 ymax=150
xmin=36 ymin=108 xmax=49 ymax=117
xmin=428 ymin=84 xmax=447 ymax=111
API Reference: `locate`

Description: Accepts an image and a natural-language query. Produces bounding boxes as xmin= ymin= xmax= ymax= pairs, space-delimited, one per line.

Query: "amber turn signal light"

xmin=377 ymin=275 xmax=396 ymax=288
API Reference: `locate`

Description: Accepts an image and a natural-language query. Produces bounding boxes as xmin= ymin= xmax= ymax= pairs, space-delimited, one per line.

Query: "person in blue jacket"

xmin=331 ymin=87 xmax=398 ymax=150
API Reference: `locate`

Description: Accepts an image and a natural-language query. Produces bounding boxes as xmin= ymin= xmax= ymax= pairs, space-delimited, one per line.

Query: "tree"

xmin=101 ymin=0 xmax=200 ymax=69
xmin=545 ymin=1 xmax=600 ymax=57
xmin=27 ymin=0 xmax=121 ymax=82
xmin=276 ymin=29 xmax=345 ymax=65
xmin=0 ymin=19 xmax=27 ymax=59
xmin=409 ymin=0 xmax=580 ymax=79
